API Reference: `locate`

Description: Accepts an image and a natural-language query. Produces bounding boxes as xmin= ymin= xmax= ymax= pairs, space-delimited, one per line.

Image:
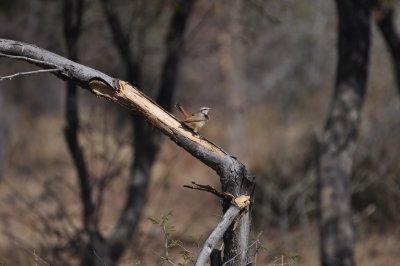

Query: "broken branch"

xmin=184 ymin=181 xmax=226 ymax=200
xmin=0 ymin=38 xmax=255 ymax=265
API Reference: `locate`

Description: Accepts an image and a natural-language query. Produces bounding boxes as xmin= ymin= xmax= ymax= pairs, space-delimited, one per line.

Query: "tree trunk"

xmin=221 ymin=163 xmax=253 ymax=265
xmin=100 ymin=0 xmax=197 ymax=264
xmin=318 ymin=1 xmax=371 ymax=266
xmin=0 ymin=37 xmax=255 ymax=266
xmin=62 ymin=1 xmax=103 ymax=264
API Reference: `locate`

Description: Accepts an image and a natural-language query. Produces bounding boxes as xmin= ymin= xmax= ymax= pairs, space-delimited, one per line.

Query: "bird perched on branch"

xmin=176 ymin=103 xmax=211 ymax=134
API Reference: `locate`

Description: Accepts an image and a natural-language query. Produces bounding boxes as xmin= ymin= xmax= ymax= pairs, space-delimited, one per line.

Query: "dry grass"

xmin=1 ymin=101 xmax=400 ymax=265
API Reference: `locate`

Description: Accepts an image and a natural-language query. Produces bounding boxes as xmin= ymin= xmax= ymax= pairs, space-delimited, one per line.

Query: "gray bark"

xmin=0 ymin=40 xmax=114 ymax=87
xmin=100 ymin=0 xmax=197 ymax=264
xmin=0 ymin=38 xmax=255 ymax=265
xmin=318 ymin=1 xmax=371 ymax=266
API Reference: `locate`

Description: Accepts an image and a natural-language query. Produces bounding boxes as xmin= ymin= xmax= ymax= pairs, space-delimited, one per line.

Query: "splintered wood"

xmin=233 ymin=195 xmax=251 ymax=209
xmin=89 ymin=79 xmax=227 ymax=158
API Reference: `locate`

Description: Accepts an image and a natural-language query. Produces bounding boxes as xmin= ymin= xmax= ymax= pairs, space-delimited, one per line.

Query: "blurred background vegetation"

xmin=0 ymin=0 xmax=400 ymax=265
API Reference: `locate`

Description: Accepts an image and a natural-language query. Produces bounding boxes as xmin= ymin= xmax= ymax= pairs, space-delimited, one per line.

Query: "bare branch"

xmin=99 ymin=0 xmax=135 ymax=71
xmin=0 ymin=39 xmax=225 ymax=166
xmin=0 ymin=40 xmax=115 ymax=88
xmin=0 ymin=68 xmax=60 ymax=81
xmin=196 ymin=205 xmax=241 ymax=266
xmin=0 ymin=52 xmax=58 ymax=68
xmin=0 ymin=38 xmax=255 ymax=265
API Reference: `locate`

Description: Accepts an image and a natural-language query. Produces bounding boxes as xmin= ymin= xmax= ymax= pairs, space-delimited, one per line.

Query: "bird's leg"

xmin=192 ymin=127 xmax=202 ymax=137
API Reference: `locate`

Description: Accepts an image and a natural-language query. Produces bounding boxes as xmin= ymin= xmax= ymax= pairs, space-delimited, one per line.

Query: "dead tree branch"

xmin=0 ymin=40 xmax=114 ymax=87
xmin=318 ymin=1 xmax=371 ymax=265
xmin=0 ymin=52 xmax=59 ymax=68
xmin=195 ymin=205 xmax=241 ymax=266
xmin=0 ymin=38 xmax=255 ymax=265
xmin=0 ymin=68 xmax=60 ymax=81
xmin=184 ymin=183 xmax=251 ymax=265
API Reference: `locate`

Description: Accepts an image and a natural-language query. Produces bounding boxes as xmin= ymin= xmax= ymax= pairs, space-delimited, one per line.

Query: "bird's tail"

xmin=176 ymin=103 xmax=189 ymax=118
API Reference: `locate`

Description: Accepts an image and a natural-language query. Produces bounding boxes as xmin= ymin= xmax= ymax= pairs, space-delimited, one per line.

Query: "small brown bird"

xmin=176 ymin=103 xmax=211 ymax=133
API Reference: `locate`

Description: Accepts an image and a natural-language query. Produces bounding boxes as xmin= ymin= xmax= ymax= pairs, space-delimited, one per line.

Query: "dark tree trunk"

xmin=318 ymin=1 xmax=371 ymax=266
xmin=221 ymin=166 xmax=253 ymax=265
xmin=375 ymin=5 xmax=400 ymax=92
xmin=107 ymin=117 xmax=157 ymax=263
xmin=100 ymin=0 xmax=196 ymax=264
xmin=156 ymin=0 xmax=194 ymax=108
xmin=62 ymin=1 xmax=104 ymax=265
xmin=63 ymin=0 xmax=93 ymax=230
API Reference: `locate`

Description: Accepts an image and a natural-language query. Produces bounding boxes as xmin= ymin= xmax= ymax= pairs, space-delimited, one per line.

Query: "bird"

xmin=176 ymin=103 xmax=211 ymax=134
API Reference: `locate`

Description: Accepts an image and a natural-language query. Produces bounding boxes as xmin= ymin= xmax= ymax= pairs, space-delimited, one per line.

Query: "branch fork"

xmin=184 ymin=181 xmax=251 ymax=265
xmin=184 ymin=181 xmax=251 ymax=208
xmin=0 ymin=38 xmax=255 ymax=265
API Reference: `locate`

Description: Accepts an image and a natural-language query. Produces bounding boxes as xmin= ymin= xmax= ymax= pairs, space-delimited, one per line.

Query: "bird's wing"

xmin=183 ymin=114 xmax=205 ymax=123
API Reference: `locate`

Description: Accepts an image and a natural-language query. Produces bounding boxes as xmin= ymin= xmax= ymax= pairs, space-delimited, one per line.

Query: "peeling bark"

xmin=0 ymin=37 xmax=255 ymax=265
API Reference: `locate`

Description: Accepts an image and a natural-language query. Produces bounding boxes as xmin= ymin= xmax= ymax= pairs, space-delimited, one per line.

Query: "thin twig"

xmin=0 ymin=52 xmax=59 ymax=67
xmin=162 ymin=223 xmax=177 ymax=266
xmin=184 ymin=181 xmax=229 ymax=200
xmin=0 ymin=38 xmax=255 ymax=263
xmin=0 ymin=68 xmax=60 ymax=81
xmin=253 ymin=232 xmax=264 ymax=265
